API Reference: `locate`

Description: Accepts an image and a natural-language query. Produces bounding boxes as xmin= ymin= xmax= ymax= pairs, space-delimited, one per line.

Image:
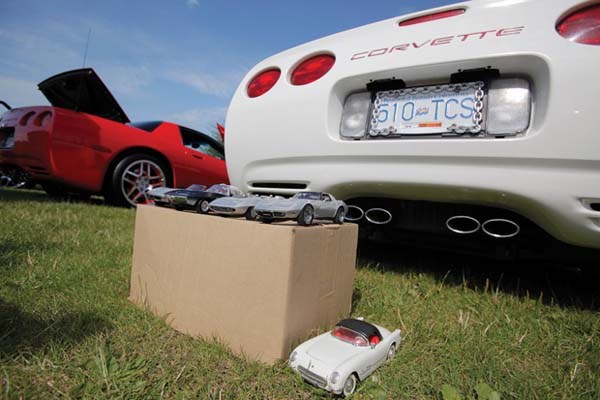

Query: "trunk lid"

xmin=38 ymin=68 xmax=129 ymax=123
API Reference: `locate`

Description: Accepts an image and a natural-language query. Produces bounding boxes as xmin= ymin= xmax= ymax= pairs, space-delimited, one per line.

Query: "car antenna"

xmin=82 ymin=28 xmax=92 ymax=67
xmin=74 ymin=28 xmax=92 ymax=113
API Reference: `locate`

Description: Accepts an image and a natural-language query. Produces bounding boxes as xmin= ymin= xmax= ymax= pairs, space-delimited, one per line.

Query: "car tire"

xmin=245 ymin=207 xmax=258 ymax=221
xmin=297 ymin=204 xmax=314 ymax=226
xmin=387 ymin=343 xmax=396 ymax=361
xmin=196 ymin=200 xmax=210 ymax=214
xmin=334 ymin=207 xmax=345 ymax=224
xmin=342 ymin=374 xmax=358 ymax=397
xmin=108 ymin=153 xmax=171 ymax=207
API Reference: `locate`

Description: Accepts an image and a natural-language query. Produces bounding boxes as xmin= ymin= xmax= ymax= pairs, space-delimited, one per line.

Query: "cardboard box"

xmin=129 ymin=205 xmax=358 ymax=363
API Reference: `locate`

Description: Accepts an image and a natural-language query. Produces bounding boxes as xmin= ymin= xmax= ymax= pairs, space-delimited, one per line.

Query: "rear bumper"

xmin=240 ymin=155 xmax=600 ymax=249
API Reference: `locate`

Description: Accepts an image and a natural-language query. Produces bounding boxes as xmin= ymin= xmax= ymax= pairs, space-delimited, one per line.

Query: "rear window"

xmin=130 ymin=121 xmax=162 ymax=132
xmin=179 ymin=126 xmax=225 ymax=160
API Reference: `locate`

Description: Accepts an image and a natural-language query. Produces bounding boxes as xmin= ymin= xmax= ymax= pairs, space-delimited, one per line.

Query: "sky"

xmin=0 ymin=0 xmax=459 ymax=135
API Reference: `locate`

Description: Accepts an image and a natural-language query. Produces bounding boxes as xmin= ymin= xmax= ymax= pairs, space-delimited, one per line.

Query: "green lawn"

xmin=1 ymin=188 xmax=598 ymax=399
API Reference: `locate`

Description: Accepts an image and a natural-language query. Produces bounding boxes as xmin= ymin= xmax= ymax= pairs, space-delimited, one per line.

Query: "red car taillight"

xmin=398 ymin=8 xmax=465 ymax=27
xmin=247 ymin=68 xmax=281 ymax=98
xmin=557 ymin=4 xmax=600 ymax=45
xmin=290 ymin=54 xmax=335 ymax=86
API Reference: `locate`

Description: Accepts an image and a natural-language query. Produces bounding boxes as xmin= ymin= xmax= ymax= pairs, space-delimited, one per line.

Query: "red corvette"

xmin=0 ymin=68 xmax=228 ymax=206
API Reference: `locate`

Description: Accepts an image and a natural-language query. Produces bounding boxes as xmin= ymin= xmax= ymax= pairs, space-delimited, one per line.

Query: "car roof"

xmin=336 ymin=319 xmax=382 ymax=340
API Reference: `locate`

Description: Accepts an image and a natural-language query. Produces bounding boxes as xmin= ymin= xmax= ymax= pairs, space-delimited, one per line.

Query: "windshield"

xmin=331 ymin=326 xmax=369 ymax=347
xmin=207 ymin=184 xmax=230 ymax=195
xmin=292 ymin=192 xmax=320 ymax=200
xmin=186 ymin=184 xmax=206 ymax=191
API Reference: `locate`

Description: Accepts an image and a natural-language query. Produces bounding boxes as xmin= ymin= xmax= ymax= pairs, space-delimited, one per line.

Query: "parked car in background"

xmin=225 ymin=0 xmax=600 ymax=256
xmin=0 ymin=68 xmax=228 ymax=206
xmin=289 ymin=318 xmax=401 ymax=397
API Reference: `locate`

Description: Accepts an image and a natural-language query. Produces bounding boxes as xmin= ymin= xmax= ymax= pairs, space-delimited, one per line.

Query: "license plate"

xmin=369 ymin=81 xmax=484 ymax=136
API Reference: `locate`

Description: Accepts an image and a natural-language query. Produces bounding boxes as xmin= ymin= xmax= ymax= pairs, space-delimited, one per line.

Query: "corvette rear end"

xmin=225 ymin=0 xmax=600 ymax=252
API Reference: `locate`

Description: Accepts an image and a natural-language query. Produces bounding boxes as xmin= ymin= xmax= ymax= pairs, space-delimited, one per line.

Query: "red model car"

xmin=0 ymin=68 xmax=228 ymax=206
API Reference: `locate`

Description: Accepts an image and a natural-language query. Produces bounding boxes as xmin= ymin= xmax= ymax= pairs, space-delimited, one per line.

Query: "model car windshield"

xmin=292 ymin=192 xmax=320 ymax=200
xmin=331 ymin=326 xmax=369 ymax=347
xmin=207 ymin=184 xmax=230 ymax=195
xmin=186 ymin=184 xmax=206 ymax=191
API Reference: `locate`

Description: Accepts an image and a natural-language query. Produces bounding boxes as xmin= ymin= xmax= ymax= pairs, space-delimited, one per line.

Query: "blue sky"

xmin=0 ymin=0 xmax=458 ymax=135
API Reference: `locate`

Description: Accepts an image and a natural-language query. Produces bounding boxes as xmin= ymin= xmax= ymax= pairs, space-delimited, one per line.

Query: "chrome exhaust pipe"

xmin=365 ymin=208 xmax=392 ymax=225
xmin=446 ymin=215 xmax=481 ymax=234
xmin=344 ymin=205 xmax=365 ymax=222
xmin=482 ymin=219 xmax=520 ymax=238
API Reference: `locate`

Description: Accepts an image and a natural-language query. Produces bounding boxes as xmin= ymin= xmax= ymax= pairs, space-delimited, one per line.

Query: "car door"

xmin=319 ymin=193 xmax=336 ymax=218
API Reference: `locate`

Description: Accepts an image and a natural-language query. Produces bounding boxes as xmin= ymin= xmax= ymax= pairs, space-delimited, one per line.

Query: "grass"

xmin=0 ymin=188 xmax=599 ymax=399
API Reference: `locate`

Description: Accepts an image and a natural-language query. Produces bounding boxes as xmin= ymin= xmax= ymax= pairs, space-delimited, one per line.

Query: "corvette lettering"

xmin=350 ymin=26 xmax=524 ymax=60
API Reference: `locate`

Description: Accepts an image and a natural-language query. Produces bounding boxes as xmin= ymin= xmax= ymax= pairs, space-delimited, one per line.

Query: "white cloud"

xmin=186 ymin=0 xmax=199 ymax=8
xmin=0 ymin=76 xmax=48 ymax=108
xmin=167 ymin=106 xmax=227 ymax=136
xmin=165 ymin=69 xmax=241 ymax=99
xmin=99 ymin=64 xmax=153 ymax=97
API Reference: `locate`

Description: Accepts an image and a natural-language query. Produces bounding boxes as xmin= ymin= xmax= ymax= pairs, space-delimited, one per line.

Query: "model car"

xmin=254 ymin=191 xmax=347 ymax=225
xmin=166 ymin=183 xmax=245 ymax=213
xmin=208 ymin=194 xmax=267 ymax=220
xmin=147 ymin=184 xmax=206 ymax=207
xmin=289 ymin=318 xmax=401 ymax=397
xmin=224 ymin=0 xmax=600 ymax=255
xmin=0 ymin=68 xmax=228 ymax=207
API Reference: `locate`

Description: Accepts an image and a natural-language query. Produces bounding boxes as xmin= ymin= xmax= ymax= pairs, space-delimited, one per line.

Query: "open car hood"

xmin=38 ymin=68 xmax=129 ymax=123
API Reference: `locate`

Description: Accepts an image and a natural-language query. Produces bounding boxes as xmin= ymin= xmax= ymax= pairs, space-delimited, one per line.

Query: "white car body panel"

xmin=225 ymin=0 xmax=600 ymax=249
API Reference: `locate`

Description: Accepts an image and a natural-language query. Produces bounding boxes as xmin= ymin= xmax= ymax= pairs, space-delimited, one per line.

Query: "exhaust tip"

xmin=446 ymin=215 xmax=480 ymax=234
xmin=365 ymin=208 xmax=392 ymax=225
xmin=482 ymin=218 xmax=520 ymax=238
xmin=344 ymin=205 xmax=365 ymax=222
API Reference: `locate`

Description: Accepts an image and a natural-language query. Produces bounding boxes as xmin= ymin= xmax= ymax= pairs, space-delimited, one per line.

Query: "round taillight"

xmin=290 ymin=54 xmax=335 ymax=86
xmin=247 ymin=68 xmax=281 ymax=98
xmin=557 ymin=4 xmax=600 ymax=45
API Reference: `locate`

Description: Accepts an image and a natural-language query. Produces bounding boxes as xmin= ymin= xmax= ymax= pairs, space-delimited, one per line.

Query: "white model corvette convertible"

xmin=225 ymin=0 xmax=600 ymax=256
xmin=289 ymin=318 xmax=401 ymax=397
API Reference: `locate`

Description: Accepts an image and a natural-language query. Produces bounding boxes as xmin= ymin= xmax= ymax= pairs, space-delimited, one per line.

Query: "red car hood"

xmin=38 ymin=68 xmax=130 ymax=123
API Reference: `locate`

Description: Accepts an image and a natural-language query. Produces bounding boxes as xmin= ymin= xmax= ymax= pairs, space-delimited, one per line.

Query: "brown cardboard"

xmin=129 ymin=205 xmax=358 ymax=363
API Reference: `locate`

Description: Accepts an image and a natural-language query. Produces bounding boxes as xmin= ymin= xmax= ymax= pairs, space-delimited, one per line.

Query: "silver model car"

xmin=209 ymin=195 xmax=266 ymax=220
xmin=147 ymin=184 xmax=206 ymax=208
xmin=254 ymin=191 xmax=347 ymax=226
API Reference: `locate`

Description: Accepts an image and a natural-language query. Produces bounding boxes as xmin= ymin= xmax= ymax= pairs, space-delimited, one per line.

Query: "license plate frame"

xmin=368 ymin=81 xmax=485 ymax=137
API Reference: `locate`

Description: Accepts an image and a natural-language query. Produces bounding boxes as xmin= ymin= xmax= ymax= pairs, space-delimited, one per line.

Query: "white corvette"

xmin=289 ymin=318 xmax=401 ymax=397
xmin=225 ymin=0 xmax=600 ymax=254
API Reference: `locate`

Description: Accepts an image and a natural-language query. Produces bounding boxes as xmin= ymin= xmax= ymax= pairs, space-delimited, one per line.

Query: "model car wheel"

xmin=109 ymin=153 xmax=171 ymax=207
xmin=342 ymin=374 xmax=358 ymax=397
xmin=196 ymin=200 xmax=210 ymax=214
xmin=297 ymin=205 xmax=314 ymax=226
xmin=245 ymin=206 xmax=258 ymax=221
xmin=387 ymin=343 xmax=396 ymax=361
xmin=334 ymin=207 xmax=345 ymax=224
